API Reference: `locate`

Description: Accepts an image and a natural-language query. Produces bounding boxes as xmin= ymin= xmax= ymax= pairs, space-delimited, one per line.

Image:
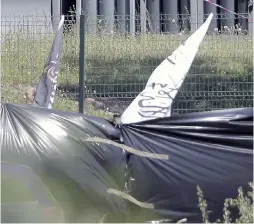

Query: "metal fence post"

xmin=79 ymin=14 xmax=85 ymax=114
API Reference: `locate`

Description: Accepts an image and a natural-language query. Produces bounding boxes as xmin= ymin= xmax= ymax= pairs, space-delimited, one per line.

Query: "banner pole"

xmin=79 ymin=14 xmax=85 ymax=114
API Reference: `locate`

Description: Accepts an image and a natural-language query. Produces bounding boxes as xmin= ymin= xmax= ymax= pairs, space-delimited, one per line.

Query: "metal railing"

xmin=1 ymin=14 xmax=253 ymax=117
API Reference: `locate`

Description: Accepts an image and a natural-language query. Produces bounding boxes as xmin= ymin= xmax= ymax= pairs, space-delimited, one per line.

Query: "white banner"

xmin=121 ymin=13 xmax=214 ymax=124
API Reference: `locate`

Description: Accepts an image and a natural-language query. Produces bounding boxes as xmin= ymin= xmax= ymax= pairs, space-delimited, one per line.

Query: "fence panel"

xmin=1 ymin=14 xmax=253 ymax=118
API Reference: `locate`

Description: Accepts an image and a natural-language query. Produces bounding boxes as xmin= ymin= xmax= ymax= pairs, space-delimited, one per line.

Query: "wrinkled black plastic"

xmin=121 ymin=107 xmax=253 ymax=222
xmin=1 ymin=103 xmax=126 ymax=223
xmin=1 ymin=103 xmax=253 ymax=223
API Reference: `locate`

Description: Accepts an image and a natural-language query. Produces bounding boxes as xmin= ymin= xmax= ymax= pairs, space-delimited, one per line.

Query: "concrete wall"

xmin=1 ymin=0 xmax=51 ymax=17
xmin=1 ymin=0 xmax=53 ymax=36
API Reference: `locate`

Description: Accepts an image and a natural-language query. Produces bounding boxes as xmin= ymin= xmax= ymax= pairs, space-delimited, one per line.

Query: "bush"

xmin=197 ymin=183 xmax=253 ymax=223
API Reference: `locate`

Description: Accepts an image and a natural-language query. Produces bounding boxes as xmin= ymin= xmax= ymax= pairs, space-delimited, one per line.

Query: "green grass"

xmin=1 ymin=24 xmax=253 ymax=115
xmin=2 ymin=29 xmax=252 ymax=86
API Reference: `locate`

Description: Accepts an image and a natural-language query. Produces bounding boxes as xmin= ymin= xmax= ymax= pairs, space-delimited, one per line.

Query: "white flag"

xmin=121 ymin=13 xmax=214 ymax=124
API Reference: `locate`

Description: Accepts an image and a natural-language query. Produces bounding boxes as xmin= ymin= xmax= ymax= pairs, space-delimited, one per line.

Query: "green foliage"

xmin=197 ymin=183 xmax=253 ymax=223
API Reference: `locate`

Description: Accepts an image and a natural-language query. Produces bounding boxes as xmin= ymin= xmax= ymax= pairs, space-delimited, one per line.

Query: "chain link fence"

xmin=1 ymin=14 xmax=253 ymax=118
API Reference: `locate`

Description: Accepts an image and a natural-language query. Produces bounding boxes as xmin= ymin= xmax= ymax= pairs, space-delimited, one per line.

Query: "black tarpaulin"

xmin=121 ymin=107 xmax=253 ymax=222
xmin=1 ymin=162 xmax=65 ymax=222
xmin=1 ymin=103 xmax=127 ymax=223
xmin=1 ymin=103 xmax=253 ymax=223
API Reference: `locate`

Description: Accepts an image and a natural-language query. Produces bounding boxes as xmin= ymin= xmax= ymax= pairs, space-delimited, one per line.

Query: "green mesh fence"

xmin=1 ymin=14 xmax=253 ymax=118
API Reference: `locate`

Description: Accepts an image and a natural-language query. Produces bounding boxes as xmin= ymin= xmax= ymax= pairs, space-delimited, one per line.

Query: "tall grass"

xmin=197 ymin=183 xmax=253 ymax=223
xmin=1 ymin=20 xmax=253 ymax=114
xmin=2 ymin=27 xmax=252 ymax=85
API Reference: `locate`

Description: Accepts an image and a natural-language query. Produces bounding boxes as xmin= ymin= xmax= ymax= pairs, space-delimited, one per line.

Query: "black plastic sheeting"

xmin=121 ymin=107 xmax=253 ymax=222
xmin=1 ymin=103 xmax=127 ymax=223
xmin=1 ymin=103 xmax=253 ymax=223
xmin=1 ymin=162 xmax=65 ymax=222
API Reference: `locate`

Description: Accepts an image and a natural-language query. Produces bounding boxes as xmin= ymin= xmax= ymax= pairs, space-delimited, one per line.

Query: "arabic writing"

xmin=43 ymin=58 xmax=59 ymax=109
xmin=138 ymin=82 xmax=179 ymax=118
xmin=136 ymin=40 xmax=186 ymax=119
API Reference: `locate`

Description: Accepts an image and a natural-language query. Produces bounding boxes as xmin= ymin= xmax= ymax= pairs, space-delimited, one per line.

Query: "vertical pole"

xmin=162 ymin=0 xmax=178 ymax=33
xmin=83 ymin=0 xmax=97 ymax=34
xmin=190 ymin=0 xmax=198 ymax=31
xmin=147 ymin=0 xmax=160 ymax=33
xmin=140 ymin=0 xmax=147 ymax=34
xmin=238 ymin=0 xmax=248 ymax=30
xmin=204 ymin=0 xmax=217 ymax=31
xmin=52 ymin=0 xmax=61 ymax=32
xmin=76 ymin=0 xmax=81 ymax=25
xmin=221 ymin=1 xmax=235 ymax=28
xmin=249 ymin=6 xmax=253 ymax=37
xmin=99 ymin=0 xmax=114 ymax=34
xmin=117 ymin=0 xmax=126 ymax=33
xmin=130 ymin=0 xmax=135 ymax=36
xmin=190 ymin=0 xmax=204 ymax=31
xmin=79 ymin=14 xmax=85 ymax=113
xmin=0 ymin=0 xmax=1 ymax=103
xmin=181 ymin=0 xmax=190 ymax=31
